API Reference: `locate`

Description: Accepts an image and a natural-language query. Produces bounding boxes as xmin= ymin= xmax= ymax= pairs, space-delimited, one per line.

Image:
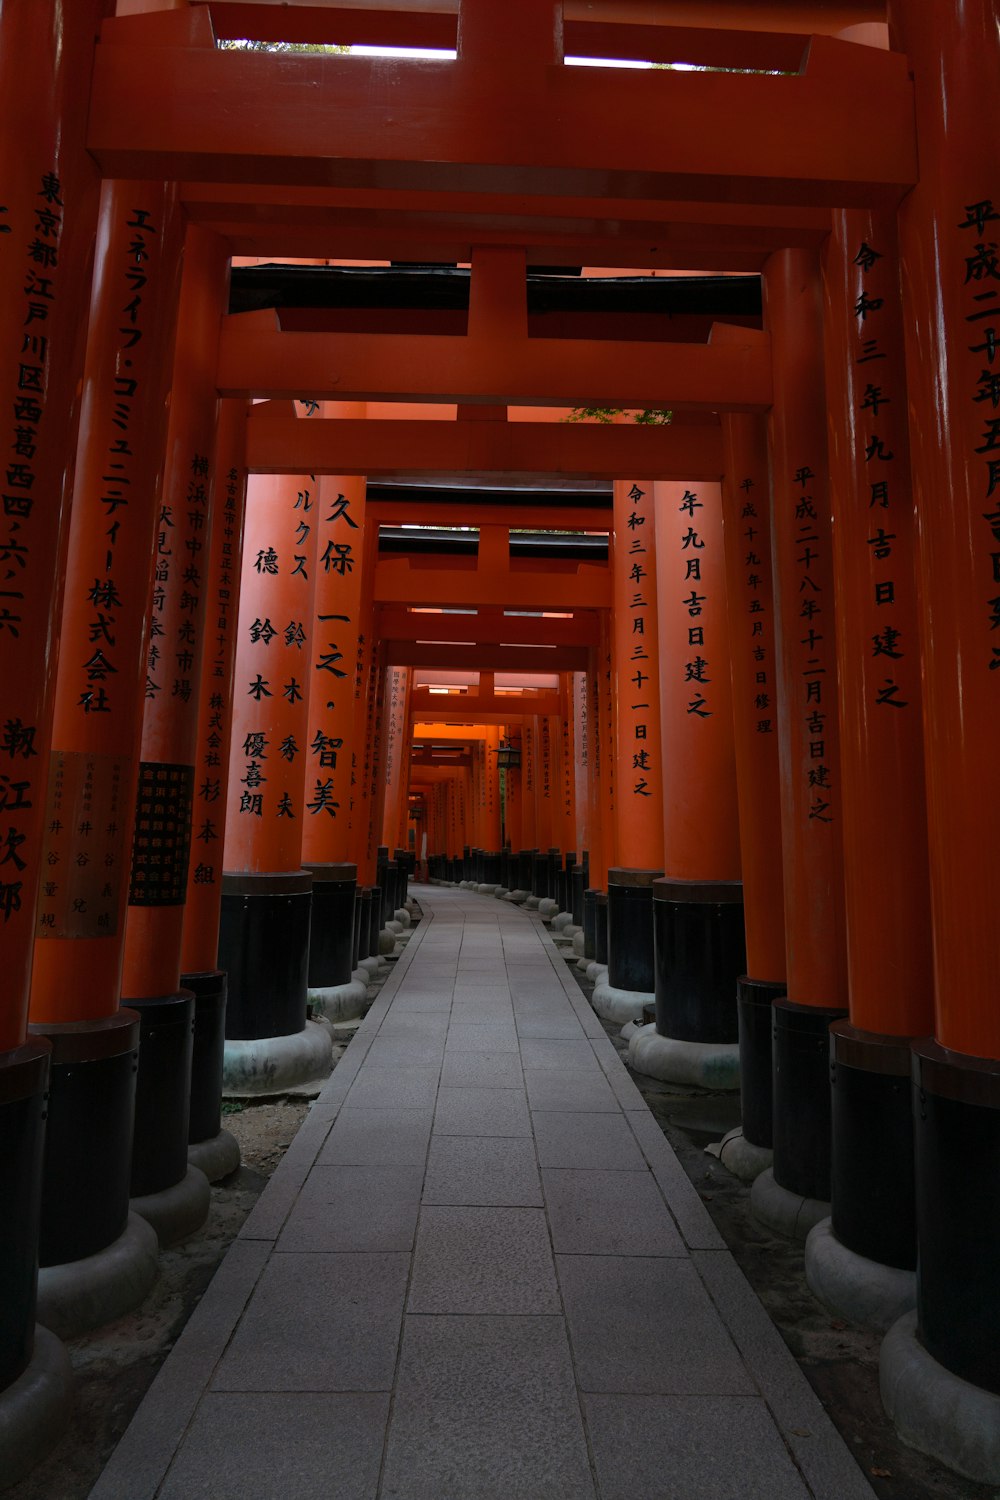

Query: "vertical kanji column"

xmin=382 ymin=666 xmax=412 ymax=916
xmin=878 ymin=0 xmax=1000 ymax=1466
xmin=632 ymin=479 xmax=743 ymax=1081
xmin=119 ymin=225 xmax=231 ymax=1231
xmin=302 ymin=468 xmax=367 ymax=1001
xmin=518 ymin=717 xmax=537 ymax=895
xmin=28 ymin=182 xmax=184 ymax=1317
xmin=804 ymin=208 xmax=933 ymax=1325
xmin=720 ymin=412 xmax=787 ymax=1176
xmin=180 ymin=399 xmax=248 ymax=1174
xmin=570 ymin=670 xmax=590 ymax=927
xmin=607 ymin=480 xmax=663 ymax=1001
xmin=0 ymin=0 xmax=113 ymax=1453
xmin=582 ymin=645 xmax=606 ymax=964
xmin=348 ymin=514 xmax=383 ymax=958
xmin=218 ymin=438 xmax=325 ymax=1090
xmin=751 ymin=249 xmax=848 ymax=1238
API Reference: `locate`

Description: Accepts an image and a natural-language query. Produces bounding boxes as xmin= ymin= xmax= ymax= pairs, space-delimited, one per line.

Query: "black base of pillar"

xmin=830 ymin=1023 xmax=916 ymax=1271
xmin=738 ymin=976 xmax=786 ymax=1150
xmin=912 ymin=1040 xmax=1000 ymax=1394
xmin=594 ymin=891 xmax=608 ymax=965
xmin=0 ymin=1040 xmax=51 ymax=1389
xmin=352 ymin=887 xmax=364 ymax=965
xmin=182 ymin=971 xmax=227 ymax=1147
xmin=305 ymin=863 xmax=357 ymax=988
xmin=652 ymin=879 xmax=745 ymax=1043
xmin=126 ymin=991 xmax=195 ymax=1199
xmin=582 ymin=888 xmax=599 ymax=959
xmin=571 ymin=868 xmax=586 ymax=927
xmin=367 ymin=885 xmax=382 ymax=956
xmin=607 ymin=868 xmax=663 ymax=993
xmin=357 ymin=886 xmax=373 ymax=957
xmin=383 ymin=863 xmax=397 ymax=923
xmin=218 ymin=870 xmax=312 ymax=1038
xmin=30 ymin=1012 xmax=139 ymax=1269
xmin=517 ymin=850 xmax=535 ymax=891
xmin=772 ymin=998 xmax=847 ymax=1203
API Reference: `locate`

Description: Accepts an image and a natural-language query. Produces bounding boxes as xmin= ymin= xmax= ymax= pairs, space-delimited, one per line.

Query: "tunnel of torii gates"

xmin=0 ymin=0 xmax=998 ymax=1485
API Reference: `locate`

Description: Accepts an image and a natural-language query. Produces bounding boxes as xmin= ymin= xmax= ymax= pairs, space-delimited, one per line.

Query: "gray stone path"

xmin=90 ymin=886 xmax=876 ymax=1500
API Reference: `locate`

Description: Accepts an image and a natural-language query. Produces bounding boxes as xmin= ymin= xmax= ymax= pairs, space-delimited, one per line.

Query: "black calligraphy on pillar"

xmin=128 ymin=760 xmax=194 ymax=904
xmin=677 ymin=487 xmax=713 ymax=721
xmin=955 ymin=198 xmax=1000 ymax=671
xmin=791 ymin=465 xmax=834 ymax=822
xmin=737 ymin=478 xmax=775 ymax=735
xmin=626 ymin=484 xmax=654 ymax=796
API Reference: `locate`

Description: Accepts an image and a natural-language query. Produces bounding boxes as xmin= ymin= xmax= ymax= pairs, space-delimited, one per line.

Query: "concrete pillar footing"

xmin=378 ymin=929 xmax=401 ymax=956
xmin=188 ymin=1128 xmax=242 ymax=1185
xmin=586 ymin=961 xmax=608 ymax=984
xmin=309 ymin=978 xmax=369 ymax=1022
xmin=476 ymin=883 xmax=501 ymax=895
xmin=706 ymin=1126 xmax=772 ymax=1183
xmin=627 ymin=1023 xmax=741 ymax=1090
xmin=130 ymin=1165 xmax=211 ymax=1248
xmin=223 ymin=1020 xmax=333 ymax=1096
xmin=393 ymin=908 xmax=411 ymax=928
xmin=881 ymin=1310 xmax=1000 ymax=1484
xmin=572 ymin=931 xmax=587 ymax=956
xmin=537 ymin=897 xmax=560 ymax=918
xmin=385 ymin=919 xmax=404 ymax=935
xmin=523 ymin=896 xmax=540 ymax=910
xmin=804 ymin=1217 xmax=916 ymax=1332
xmin=0 ymin=1326 xmax=73 ymax=1493
xmin=750 ymin=1166 xmax=829 ymax=1241
xmin=36 ymin=1211 xmax=159 ymax=1339
xmin=551 ymin=912 xmax=574 ymax=931
xmin=504 ymin=889 xmax=529 ymax=904
xmin=592 ymin=982 xmax=652 ymax=1024
xmin=357 ymin=956 xmax=381 ymax=978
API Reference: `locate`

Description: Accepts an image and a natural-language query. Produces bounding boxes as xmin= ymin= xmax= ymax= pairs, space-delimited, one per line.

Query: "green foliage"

xmin=218 ymin=40 xmax=350 ymax=55
xmin=565 ymin=406 xmax=672 ymax=425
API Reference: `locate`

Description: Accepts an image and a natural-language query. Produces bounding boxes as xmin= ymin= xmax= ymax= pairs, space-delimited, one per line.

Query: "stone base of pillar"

xmin=476 ymin=883 xmax=501 ymax=895
xmin=627 ymin=1023 xmax=740 ymax=1089
xmin=707 ymin=1126 xmax=773 ymax=1183
xmin=385 ymin=919 xmax=404 ymax=936
xmin=357 ymin=956 xmax=381 ymax=979
xmin=378 ymin=929 xmax=401 ymax=957
xmin=0 ymin=1326 xmax=72 ymax=1493
xmin=804 ymin=1217 xmax=916 ymax=1331
xmin=308 ymin=977 xmax=369 ymax=1023
xmin=586 ymin=961 xmax=607 ymax=985
xmin=188 ymin=1128 xmax=242 ymax=1185
xmin=394 ymin=908 xmax=411 ymax=928
xmin=881 ymin=1311 xmax=1000 ymax=1485
xmin=750 ymin=1166 xmax=829 ymax=1241
xmin=503 ymin=889 xmax=530 ymax=904
xmin=222 ymin=1020 xmax=333 ymax=1096
xmin=572 ymin=931 xmax=586 ymax=957
xmin=130 ymin=1165 xmax=210 ymax=1248
xmin=551 ymin=912 xmax=573 ymax=931
xmin=523 ymin=896 xmax=540 ymax=909
xmin=537 ymin=897 xmax=560 ymax=919
xmin=591 ymin=982 xmax=651 ymax=1025
xmin=36 ymin=1211 xmax=159 ymax=1339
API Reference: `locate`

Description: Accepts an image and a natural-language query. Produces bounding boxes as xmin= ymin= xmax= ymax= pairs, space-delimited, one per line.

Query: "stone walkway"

xmin=90 ymin=886 xmax=875 ymax=1500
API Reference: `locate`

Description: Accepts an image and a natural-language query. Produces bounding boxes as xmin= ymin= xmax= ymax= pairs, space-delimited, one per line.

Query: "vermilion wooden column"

xmin=608 ymin=480 xmax=663 ymax=995
xmin=218 ymin=451 xmax=319 ymax=1046
xmin=118 ymin=225 xmax=230 ymax=1214
xmin=302 ymin=466 xmax=367 ymax=988
xmin=813 ymin=208 xmax=933 ymax=1297
xmin=572 ymin=672 xmax=590 ymax=864
xmin=754 ymin=249 xmax=848 ymax=1227
xmin=0 ymin=0 xmax=114 ymax=1417
xmin=28 ymin=181 xmax=184 ymax=1284
xmin=651 ymin=480 xmax=742 ymax=1065
xmin=721 ymin=413 xmax=787 ymax=1158
xmin=882 ymin=0 xmax=1000 ymax=1426
xmin=504 ymin=730 xmax=523 ymax=855
xmin=483 ymin=724 xmax=502 ymax=878
xmin=520 ymin=718 xmax=538 ymax=884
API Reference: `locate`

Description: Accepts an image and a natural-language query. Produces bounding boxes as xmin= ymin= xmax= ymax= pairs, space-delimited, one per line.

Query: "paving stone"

xmin=377 ymin=1011 xmax=450 ymax=1040
xmin=381 ymin=1317 xmax=595 ymax=1500
xmin=423 ymin=1134 xmax=542 ymax=1206
xmin=524 ymin=1066 xmax=620 ymax=1113
xmin=626 ymin=1109 xmax=727 ymax=1251
xmin=583 ymin=1394 xmax=812 ymax=1500
xmin=158 ymin=1393 xmax=391 ymax=1500
xmin=542 ymin=1169 xmax=686 ymax=1257
xmin=440 ymin=1049 xmax=523 ymax=1089
xmin=515 ymin=1013 xmax=587 ymax=1039
xmin=213 ymin=1252 xmax=409 ymax=1391
xmin=317 ymin=1107 xmax=433 ymax=1167
xmin=408 ymin=1206 xmax=560 ymax=1314
xmin=434 ymin=1085 xmax=531 ymax=1138
xmin=556 ymin=1255 xmax=755 ymax=1394
xmin=533 ymin=1111 xmax=648 ymax=1170
xmin=277 ymin=1165 xmax=423 ymax=1253
xmin=520 ymin=1037 xmax=601 ymax=1071
xmin=345 ymin=1064 xmax=440 ymax=1110
xmin=444 ymin=1019 xmax=520 ymax=1053
xmin=361 ymin=1034 xmax=446 ymax=1068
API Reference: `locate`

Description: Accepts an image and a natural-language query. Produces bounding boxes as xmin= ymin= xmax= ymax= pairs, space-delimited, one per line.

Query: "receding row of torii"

xmin=1 ymin=0 xmax=999 ymax=1488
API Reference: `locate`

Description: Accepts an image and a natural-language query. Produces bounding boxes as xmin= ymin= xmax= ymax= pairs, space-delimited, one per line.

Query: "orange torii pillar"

xmin=0 ymin=0 xmax=114 ymax=1456
xmin=502 ymin=727 xmax=523 ymax=869
xmin=364 ymin=651 xmax=395 ymax=956
xmin=348 ymin=518 xmax=386 ymax=963
xmin=217 ymin=453 xmax=329 ymax=1093
xmin=180 ymin=401 xmax=248 ymax=1177
xmin=627 ymin=479 xmax=744 ymax=1081
xmin=804 ymin=207 xmax=934 ymax=1327
xmin=481 ymin=724 xmax=503 ymax=888
xmin=381 ymin=665 xmax=413 ymax=917
xmin=525 ymin=714 xmax=550 ymax=905
xmin=879 ymin=0 xmax=1000 ymax=1466
xmin=27 ymin=182 xmax=184 ymax=1329
xmin=509 ymin=720 xmax=536 ymax=898
xmin=719 ymin=413 xmax=787 ymax=1177
xmin=118 ymin=226 xmax=232 ymax=1237
xmin=301 ymin=467 xmax=368 ymax=1004
xmin=750 ymin=250 xmax=849 ymax=1239
xmin=568 ymin=670 xmax=590 ymax=926
xmin=583 ymin=612 xmax=616 ymax=968
xmin=554 ymin=674 xmax=579 ymax=917
xmin=606 ymin=480 xmax=664 ymax=1000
